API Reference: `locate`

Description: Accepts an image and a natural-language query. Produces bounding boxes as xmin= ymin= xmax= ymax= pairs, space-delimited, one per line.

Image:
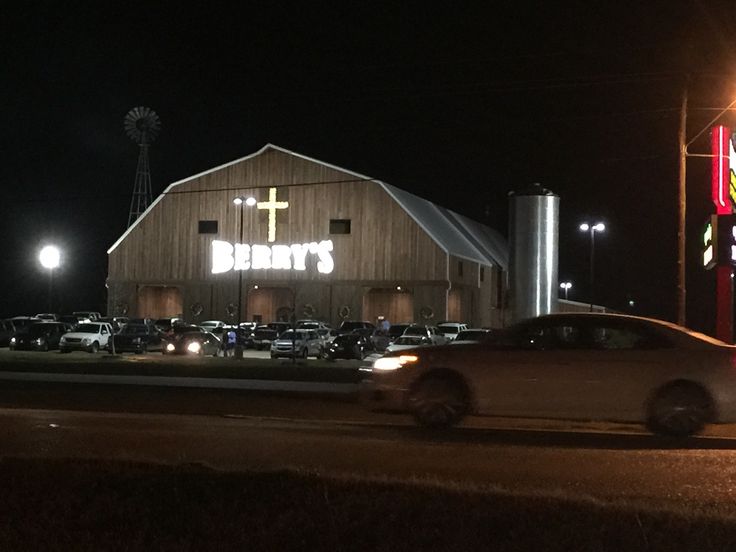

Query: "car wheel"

xmin=409 ymin=376 xmax=469 ymax=429
xmin=40 ymin=342 xmax=49 ymax=352
xmin=646 ymin=383 xmax=712 ymax=437
xmin=89 ymin=342 xmax=99 ymax=354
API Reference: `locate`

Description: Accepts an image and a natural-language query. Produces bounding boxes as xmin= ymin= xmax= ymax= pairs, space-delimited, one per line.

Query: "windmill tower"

xmin=124 ymin=107 xmax=161 ymax=227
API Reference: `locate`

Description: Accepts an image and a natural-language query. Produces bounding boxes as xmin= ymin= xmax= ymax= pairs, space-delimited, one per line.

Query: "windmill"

xmin=124 ymin=106 xmax=161 ymax=227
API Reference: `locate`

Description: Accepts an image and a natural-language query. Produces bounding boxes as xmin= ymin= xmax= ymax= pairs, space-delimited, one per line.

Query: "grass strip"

xmin=0 ymin=457 xmax=735 ymax=551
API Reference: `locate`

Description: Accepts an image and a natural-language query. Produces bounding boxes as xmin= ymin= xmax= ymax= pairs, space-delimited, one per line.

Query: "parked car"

xmin=200 ymin=320 xmax=226 ymax=332
xmin=154 ymin=317 xmax=184 ymax=333
xmin=0 ymin=320 xmax=15 ymax=347
xmin=270 ymin=329 xmax=323 ymax=359
xmin=57 ymin=315 xmax=82 ymax=330
xmin=111 ymin=323 xmax=163 ymax=353
xmin=162 ymin=329 xmax=220 ymax=356
xmin=437 ymin=322 xmax=469 ymax=341
xmin=402 ymin=324 xmax=447 ymax=345
xmin=352 ymin=327 xmax=390 ymax=352
xmin=387 ymin=323 xmax=412 ymax=343
xmin=34 ymin=313 xmax=58 ymax=321
xmin=72 ymin=311 xmax=101 ymax=322
xmin=385 ymin=335 xmax=432 ymax=353
xmin=367 ymin=313 xmax=736 ymax=436
xmin=60 ymin=322 xmax=114 ymax=353
xmin=9 ymin=322 xmax=69 ymax=351
xmin=338 ymin=320 xmax=375 ymax=334
xmin=8 ymin=316 xmax=42 ymax=331
xmin=324 ymin=333 xmax=376 ymax=360
xmin=251 ymin=322 xmax=291 ymax=350
xmin=452 ymin=329 xmax=494 ymax=344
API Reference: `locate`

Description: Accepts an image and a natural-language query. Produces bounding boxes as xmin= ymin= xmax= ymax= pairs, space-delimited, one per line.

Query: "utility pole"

xmin=677 ymin=83 xmax=688 ymax=326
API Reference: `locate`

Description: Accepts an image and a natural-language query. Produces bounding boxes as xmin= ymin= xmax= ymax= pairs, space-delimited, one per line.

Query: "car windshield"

xmin=76 ymin=324 xmax=100 ymax=333
xmin=403 ymin=327 xmax=426 ymax=336
xmin=388 ymin=325 xmax=410 ymax=337
xmin=438 ymin=325 xmax=459 ymax=334
xmin=340 ymin=322 xmax=368 ymax=331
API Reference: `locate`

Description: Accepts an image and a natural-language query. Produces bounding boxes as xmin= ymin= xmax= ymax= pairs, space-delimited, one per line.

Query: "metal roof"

xmin=109 ymin=144 xmax=508 ymax=270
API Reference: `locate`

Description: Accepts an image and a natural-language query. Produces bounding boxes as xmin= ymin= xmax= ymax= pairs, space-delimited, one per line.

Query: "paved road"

xmin=3 ymin=390 xmax=736 ymax=513
xmin=4 ymin=349 xmax=736 ymax=513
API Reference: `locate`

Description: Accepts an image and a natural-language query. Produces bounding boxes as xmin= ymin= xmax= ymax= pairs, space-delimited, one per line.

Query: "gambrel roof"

xmin=109 ymin=144 xmax=508 ymax=270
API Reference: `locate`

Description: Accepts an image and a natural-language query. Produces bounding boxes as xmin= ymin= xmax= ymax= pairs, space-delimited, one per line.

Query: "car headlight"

xmin=10 ymin=337 xmax=15 ymax=344
xmin=373 ymin=354 xmax=419 ymax=371
xmin=35 ymin=338 xmax=43 ymax=345
xmin=82 ymin=338 xmax=91 ymax=345
xmin=59 ymin=337 xmax=65 ymax=344
xmin=132 ymin=337 xmax=141 ymax=343
xmin=187 ymin=341 xmax=201 ymax=354
xmin=166 ymin=343 xmax=175 ymax=352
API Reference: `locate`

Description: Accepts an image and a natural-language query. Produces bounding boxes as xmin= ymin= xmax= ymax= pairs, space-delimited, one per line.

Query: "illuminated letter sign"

xmin=701 ymin=214 xmax=736 ymax=270
xmin=703 ymin=217 xmax=716 ymax=270
xmin=211 ymin=240 xmax=335 ymax=274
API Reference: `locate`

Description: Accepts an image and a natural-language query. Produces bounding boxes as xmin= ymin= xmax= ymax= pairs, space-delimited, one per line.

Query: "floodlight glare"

xmin=579 ymin=223 xmax=589 ymax=231
xmin=39 ymin=246 xmax=60 ymax=269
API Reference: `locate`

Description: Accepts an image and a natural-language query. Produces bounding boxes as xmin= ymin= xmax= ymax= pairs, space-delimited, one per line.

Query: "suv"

xmin=270 ymin=329 xmax=323 ymax=359
xmin=60 ymin=322 xmax=114 ymax=353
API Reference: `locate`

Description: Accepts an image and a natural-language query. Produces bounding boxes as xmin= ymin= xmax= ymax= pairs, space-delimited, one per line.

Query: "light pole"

xmin=579 ymin=223 xmax=605 ymax=312
xmin=39 ymin=245 xmax=60 ymax=313
xmin=559 ymin=281 xmax=572 ymax=300
xmin=677 ymin=88 xmax=736 ymax=326
xmin=232 ymin=196 xmax=257 ymax=329
xmin=233 ymin=196 xmax=256 ymax=359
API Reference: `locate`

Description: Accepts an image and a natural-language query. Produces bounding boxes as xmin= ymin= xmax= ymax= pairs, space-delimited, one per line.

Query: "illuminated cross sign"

xmin=257 ymin=187 xmax=289 ymax=242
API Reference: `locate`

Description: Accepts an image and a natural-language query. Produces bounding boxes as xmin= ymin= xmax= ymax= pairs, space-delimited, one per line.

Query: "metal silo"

xmin=508 ymin=183 xmax=559 ymax=322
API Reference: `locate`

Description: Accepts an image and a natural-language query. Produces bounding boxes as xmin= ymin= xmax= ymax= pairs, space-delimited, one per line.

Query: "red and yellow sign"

xmin=711 ymin=125 xmax=736 ymax=214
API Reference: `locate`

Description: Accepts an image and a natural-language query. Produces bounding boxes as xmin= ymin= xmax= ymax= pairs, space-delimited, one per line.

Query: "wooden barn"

xmin=106 ymin=145 xmax=509 ymax=328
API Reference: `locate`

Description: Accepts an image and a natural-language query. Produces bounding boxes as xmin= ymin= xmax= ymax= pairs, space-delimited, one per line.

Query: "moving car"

xmin=9 ymin=322 xmax=70 ymax=351
xmin=162 ymin=329 xmax=220 ymax=356
xmin=270 ymin=329 xmax=323 ymax=359
xmin=324 ymin=333 xmax=376 ymax=360
xmin=111 ymin=323 xmax=163 ymax=353
xmin=367 ymin=313 xmax=736 ymax=436
xmin=60 ymin=322 xmax=114 ymax=353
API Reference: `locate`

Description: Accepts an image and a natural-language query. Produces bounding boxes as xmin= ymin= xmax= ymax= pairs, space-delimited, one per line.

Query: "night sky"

xmin=3 ymin=2 xmax=736 ymax=333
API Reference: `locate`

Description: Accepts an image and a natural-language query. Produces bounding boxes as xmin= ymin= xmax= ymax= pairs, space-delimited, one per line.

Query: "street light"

xmin=559 ymin=281 xmax=572 ymax=300
xmin=579 ymin=223 xmax=605 ymax=312
xmin=39 ymin=245 xmax=60 ymax=312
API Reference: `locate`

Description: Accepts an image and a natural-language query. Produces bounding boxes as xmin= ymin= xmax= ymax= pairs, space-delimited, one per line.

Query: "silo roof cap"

xmin=508 ymin=183 xmax=558 ymax=197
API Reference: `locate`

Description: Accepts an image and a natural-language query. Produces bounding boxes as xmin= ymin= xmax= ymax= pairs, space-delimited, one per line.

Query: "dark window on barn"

xmin=480 ymin=267 xmax=485 ymax=282
xmin=198 ymin=220 xmax=218 ymax=234
xmin=329 ymin=219 xmax=351 ymax=234
xmin=458 ymin=261 xmax=464 ymax=277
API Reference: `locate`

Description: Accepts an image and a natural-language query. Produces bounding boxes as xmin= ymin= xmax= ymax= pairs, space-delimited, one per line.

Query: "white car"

xmin=385 ymin=335 xmax=432 ymax=353
xmin=402 ymin=325 xmax=447 ymax=346
xmin=270 ymin=329 xmax=324 ymax=359
xmin=60 ymin=322 xmax=114 ymax=353
xmin=200 ymin=320 xmax=226 ymax=331
xmin=366 ymin=313 xmax=736 ymax=436
xmin=437 ymin=322 xmax=469 ymax=341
